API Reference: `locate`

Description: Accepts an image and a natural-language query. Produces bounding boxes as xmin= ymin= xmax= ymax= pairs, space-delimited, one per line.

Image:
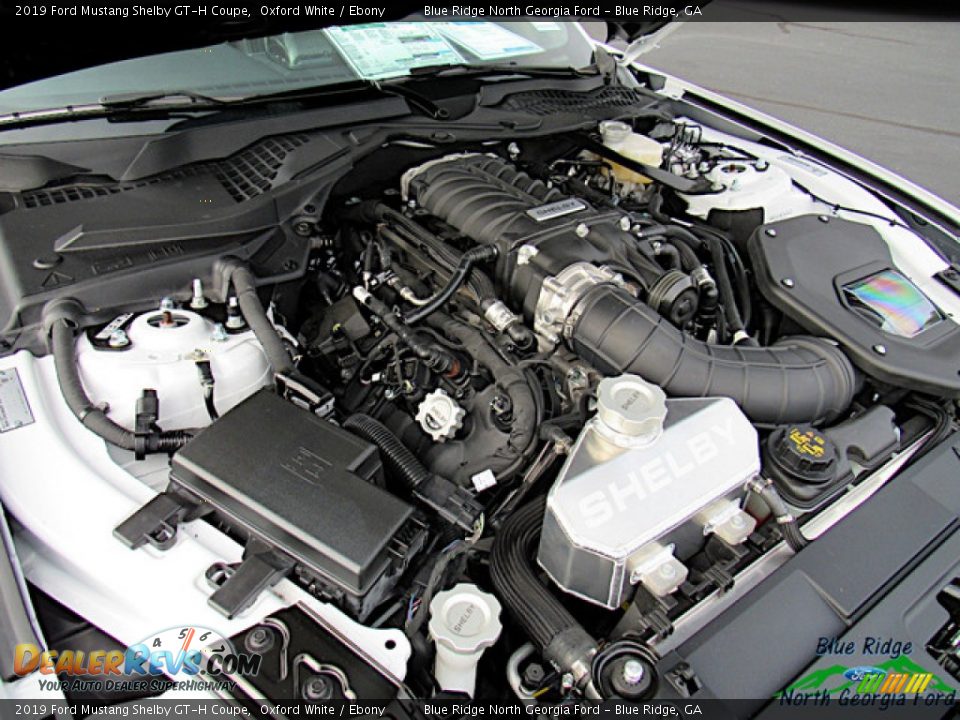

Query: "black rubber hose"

xmin=570 ymin=285 xmax=857 ymax=425
xmin=349 ymin=202 xmax=495 ymax=312
xmin=470 ymin=268 xmax=496 ymax=302
xmin=403 ymin=245 xmax=499 ymax=324
xmin=644 ymin=200 xmax=750 ymax=335
xmin=377 ymin=217 xmax=491 ymax=307
xmin=703 ymin=233 xmax=752 ymax=343
xmin=342 ymin=414 xmax=430 ymax=492
xmin=228 ymin=264 xmax=294 ymax=376
xmin=664 ymin=236 xmax=699 ymax=272
xmin=50 ymin=319 xmax=190 ymax=453
xmin=651 ymin=242 xmax=682 ymax=271
xmin=490 ymin=498 xmax=597 ymax=686
xmin=638 ymin=224 xmax=704 ymax=255
xmin=353 ymin=288 xmax=458 ymax=375
xmin=638 ymin=226 xmax=718 ymax=331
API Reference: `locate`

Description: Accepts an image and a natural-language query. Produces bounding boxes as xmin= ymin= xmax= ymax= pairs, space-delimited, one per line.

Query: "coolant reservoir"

xmin=537 ymin=374 xmax=759 ymax=608
xmin=599 ymin=120 xmax=663 ymax=186
xmin=75 ymin=308 xmax=271 ymax=432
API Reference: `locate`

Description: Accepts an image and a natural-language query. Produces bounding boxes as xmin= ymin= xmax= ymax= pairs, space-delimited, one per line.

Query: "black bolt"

xmin=244 ymin=627 xmax=274 ymax=654
xmin=522 ymin=663 xmax=546 ymax=688
xmin=301 ymin=674 xmax=334 ymax=701
xmin=282 ymin=259 xmax=299 ymax=272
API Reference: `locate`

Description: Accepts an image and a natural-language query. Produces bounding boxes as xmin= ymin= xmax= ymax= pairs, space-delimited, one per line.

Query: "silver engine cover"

xmin=538 ymin=380 xmax=760 ymax=609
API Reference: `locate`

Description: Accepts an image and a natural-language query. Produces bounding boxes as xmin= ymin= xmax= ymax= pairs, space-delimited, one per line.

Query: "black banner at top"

xmin=0 ymin=0 xmax=957 ymax=94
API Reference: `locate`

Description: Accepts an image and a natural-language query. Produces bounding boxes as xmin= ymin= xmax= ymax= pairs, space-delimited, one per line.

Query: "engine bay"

xmin=1 ymin=78 xmax=959 ymax=704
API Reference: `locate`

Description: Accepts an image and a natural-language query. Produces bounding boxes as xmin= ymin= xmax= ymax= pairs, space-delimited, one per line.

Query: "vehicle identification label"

xmin=526 ymin=198 xmax=586 ymax=223
xmin=0 ymin=368 xmax=34 ymax=433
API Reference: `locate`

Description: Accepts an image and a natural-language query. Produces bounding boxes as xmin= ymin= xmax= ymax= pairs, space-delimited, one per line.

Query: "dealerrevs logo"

xmin=14 ymin=625 xmax=261 ymax=678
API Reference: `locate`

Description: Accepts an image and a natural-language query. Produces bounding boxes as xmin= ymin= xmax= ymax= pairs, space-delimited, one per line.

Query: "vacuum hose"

xmin=571 ymin=284 xmax=857 ymax=425
xmin=491 ymin=498 xmax=598 ymax=695
xmin=402 ymin=245 xmax=499 ymax=325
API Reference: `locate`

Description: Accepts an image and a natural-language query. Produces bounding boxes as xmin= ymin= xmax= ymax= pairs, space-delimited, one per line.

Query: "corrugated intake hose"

xmin=50 ymin=319 xmax=190 ymax=454
xmin=228 ymin=264 xmax=294 ymax=376
xmin=571 ymin=285 xmax=858 ymax=425
xmin=491 ymin=498 xmax=598 ymax=694
xmin=342 ymin=413 xmax=431 ymax=491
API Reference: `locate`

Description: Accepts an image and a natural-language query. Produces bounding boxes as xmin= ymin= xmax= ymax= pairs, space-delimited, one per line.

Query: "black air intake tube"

xmin=571 ymin=285 xmax=857 ymax=425
xmin=491 ymin=498 xmax=598 ymax=694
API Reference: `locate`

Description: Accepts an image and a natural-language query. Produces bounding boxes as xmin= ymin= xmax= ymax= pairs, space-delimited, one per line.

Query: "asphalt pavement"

xmin=595 ymin=6 xmax=960 ymax=206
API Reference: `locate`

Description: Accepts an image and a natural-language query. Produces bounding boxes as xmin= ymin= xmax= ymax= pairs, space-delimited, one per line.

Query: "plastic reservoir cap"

xmin=599 ymin=120 xmax=632 ymax=146
xmin=429 ymin=583 xmax=502 ymax=696
xmin=429 ymin=583 xmax=502 ymax=654
xmin=596 ymin=374 xmax=667 ymax=440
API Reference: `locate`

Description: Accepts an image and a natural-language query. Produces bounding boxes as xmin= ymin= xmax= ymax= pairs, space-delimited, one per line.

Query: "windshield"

xmin=0 ymin=21 xmax=595 ymax=115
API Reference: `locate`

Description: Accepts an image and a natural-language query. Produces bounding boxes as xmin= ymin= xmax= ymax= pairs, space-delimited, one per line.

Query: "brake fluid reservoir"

xmin=599 ymin=120 xmax=663 ymax=186
xmin=75 ymin=308 xmax=271 ymax=432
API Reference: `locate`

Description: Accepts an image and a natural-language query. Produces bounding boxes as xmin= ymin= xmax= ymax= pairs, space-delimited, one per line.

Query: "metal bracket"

xmin=292 ymin=652 xmax=357 ymax=700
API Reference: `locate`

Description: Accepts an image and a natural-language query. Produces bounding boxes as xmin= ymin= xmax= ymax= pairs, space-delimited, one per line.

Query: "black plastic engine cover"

xmin=748 ymin=214 xmax=960 ymax=396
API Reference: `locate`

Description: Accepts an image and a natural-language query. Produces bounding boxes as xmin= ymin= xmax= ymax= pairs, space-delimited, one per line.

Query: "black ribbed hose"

xmin=703 ymin=233 xmax=752 ymax=343
xmin=343 ymin=413 xmax=484 ymax=531
xmin=646 ymin=198 xmax=754 ymax=339
xmin=342 ymin=414 xmax=430 ymax=491
xmin=663 ymin=234 xmax=700 ymax=272
xmin=50 ymin=319 xmax=190 ymax=454
xmin=490 ymin=498 xmax=598 ymax=688
xmin=570 ymin=285 xmax=857 ymax=425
